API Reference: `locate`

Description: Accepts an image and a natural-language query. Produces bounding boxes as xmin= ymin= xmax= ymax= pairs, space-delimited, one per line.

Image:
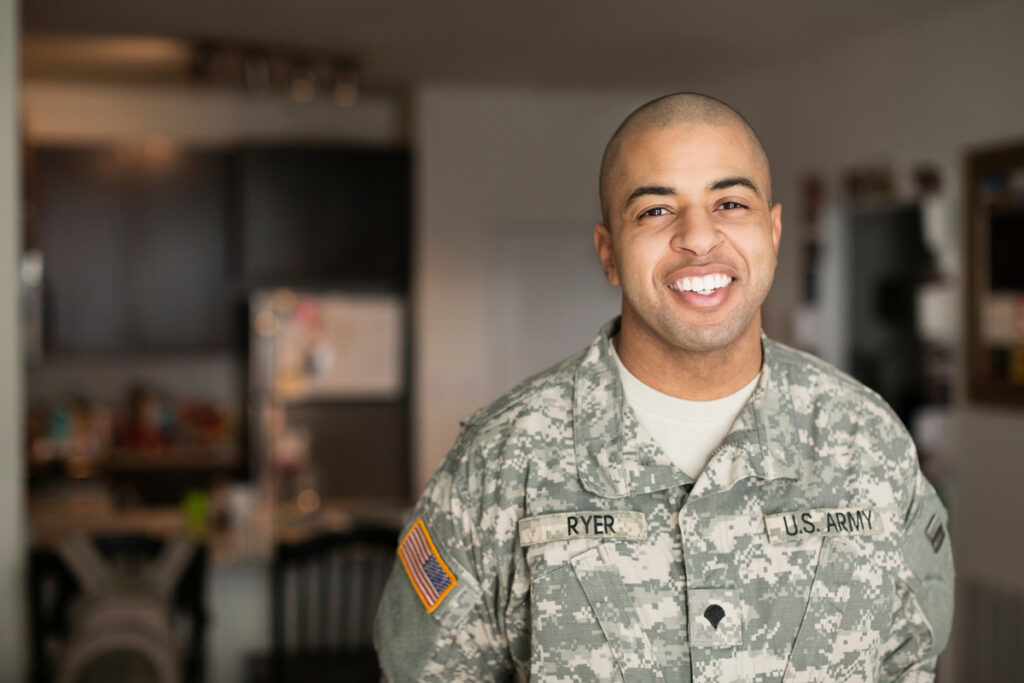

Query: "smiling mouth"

xmin=667 ymin=273 xmax=734 ymax=296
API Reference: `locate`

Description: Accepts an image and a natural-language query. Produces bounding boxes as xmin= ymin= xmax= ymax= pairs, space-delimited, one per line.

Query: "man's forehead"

xmin=617 ymin=121 xmax=762 ymax=172
xmin=610 ymin=121 xmax=770 ymax=187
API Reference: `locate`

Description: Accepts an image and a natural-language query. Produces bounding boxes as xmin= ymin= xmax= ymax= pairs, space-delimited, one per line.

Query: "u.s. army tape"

xmin=764 ymin=507 xmax=883 ymax=544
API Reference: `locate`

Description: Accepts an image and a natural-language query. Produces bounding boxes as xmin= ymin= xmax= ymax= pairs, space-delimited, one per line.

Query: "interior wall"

xmin=0 ymin=0 xmax=26 ymax=678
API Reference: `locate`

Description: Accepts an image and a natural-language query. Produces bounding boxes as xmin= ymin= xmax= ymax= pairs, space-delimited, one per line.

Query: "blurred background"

xmin=1 ymin=0 xmax=1023 ymax=681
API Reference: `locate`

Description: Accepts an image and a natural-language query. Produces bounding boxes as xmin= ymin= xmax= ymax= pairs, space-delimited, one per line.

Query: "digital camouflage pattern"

xmin=374 ymin=318 xmax=954 ymax=682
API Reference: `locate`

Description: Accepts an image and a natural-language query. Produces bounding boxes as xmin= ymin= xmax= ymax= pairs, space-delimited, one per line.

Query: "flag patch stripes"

xmin=397 ymin=518 xmax=457 ymax=612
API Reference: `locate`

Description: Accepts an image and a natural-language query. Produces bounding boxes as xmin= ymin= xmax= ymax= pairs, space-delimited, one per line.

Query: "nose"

xmin=670 ymin=208 xmax=723 ymax=256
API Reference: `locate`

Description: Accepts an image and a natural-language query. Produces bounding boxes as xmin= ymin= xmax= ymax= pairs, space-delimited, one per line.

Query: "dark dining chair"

xmin=249 ymin=526 xmax=397 ymax=683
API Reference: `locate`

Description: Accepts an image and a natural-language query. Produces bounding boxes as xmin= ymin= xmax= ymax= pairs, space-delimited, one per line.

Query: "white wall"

xmin=0 ymin=0 xmax=26 ymax=678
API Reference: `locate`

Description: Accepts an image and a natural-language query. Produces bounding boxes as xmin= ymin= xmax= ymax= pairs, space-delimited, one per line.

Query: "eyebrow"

xmin=621 ymin=176 xmax=762 ymax=213
xmin=708 ymin=176 xmax=761 ymax=197
xmin=622 ymin=185 xmax=675 ymax=212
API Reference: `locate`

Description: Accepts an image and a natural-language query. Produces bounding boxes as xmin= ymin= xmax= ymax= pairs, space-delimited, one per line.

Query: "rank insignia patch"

xmin=925 ymin=514 xmax=946 ymax=553
xmin=398 ymin=518 xmax=457 ymax=612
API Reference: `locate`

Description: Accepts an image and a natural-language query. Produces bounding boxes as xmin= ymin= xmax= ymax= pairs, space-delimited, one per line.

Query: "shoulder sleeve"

xmin=374 ymin=427 xmax=514 ymax=682
xmin=879 ymin=448 xmax=955 ymax=682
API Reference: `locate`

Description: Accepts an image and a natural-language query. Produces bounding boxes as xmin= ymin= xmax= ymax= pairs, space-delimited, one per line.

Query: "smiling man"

xmin=375 ymin=93 xmax=954 ymax=682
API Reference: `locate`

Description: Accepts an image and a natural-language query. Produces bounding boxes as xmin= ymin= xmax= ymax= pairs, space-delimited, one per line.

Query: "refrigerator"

xmin=248 ymin=290 xmax=408 ymax=504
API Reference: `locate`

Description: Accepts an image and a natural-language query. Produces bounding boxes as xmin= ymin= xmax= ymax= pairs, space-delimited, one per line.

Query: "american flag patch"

xmin=397 ymin=518 xmax=457 ymax=612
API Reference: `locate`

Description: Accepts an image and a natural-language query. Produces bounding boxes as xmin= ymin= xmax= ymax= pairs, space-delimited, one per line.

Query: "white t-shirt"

xmin=610 ymin=341 xmax=760 ymax=479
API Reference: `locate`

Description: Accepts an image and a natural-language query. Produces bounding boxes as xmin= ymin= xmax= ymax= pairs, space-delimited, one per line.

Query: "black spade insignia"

xmin=704 ymin=604 xmax=726 ymax=630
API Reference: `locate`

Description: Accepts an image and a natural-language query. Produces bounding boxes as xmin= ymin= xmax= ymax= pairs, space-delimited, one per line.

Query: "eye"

xmin=718 ymin=201 xmax=747 ymax=211
xmin=639 ymin=206 xmax=670 ymax=219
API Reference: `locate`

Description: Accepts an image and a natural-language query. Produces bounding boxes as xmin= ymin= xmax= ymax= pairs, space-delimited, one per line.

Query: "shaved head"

xmin=599 ymin=92 xmax=771 ymax=225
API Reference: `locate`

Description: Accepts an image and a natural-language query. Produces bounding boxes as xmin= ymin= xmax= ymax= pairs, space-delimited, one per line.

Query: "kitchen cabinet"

xmin=231 ymin=146 xmax=409 ymax=289
xmin=35 ymin=146 xmax=232 ymax=353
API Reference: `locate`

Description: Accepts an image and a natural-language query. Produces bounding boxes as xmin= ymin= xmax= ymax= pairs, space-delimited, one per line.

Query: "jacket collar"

xmin=573 ymin=318 xmax=801 ymax=499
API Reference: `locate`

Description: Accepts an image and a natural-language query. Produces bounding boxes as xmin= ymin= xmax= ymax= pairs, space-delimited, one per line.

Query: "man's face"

xmin=594 ymin=121 xmax=782 ymax=355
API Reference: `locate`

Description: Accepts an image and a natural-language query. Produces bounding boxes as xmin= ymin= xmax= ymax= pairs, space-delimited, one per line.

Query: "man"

xmin=375 ymin=93 xmax=954 ymax=682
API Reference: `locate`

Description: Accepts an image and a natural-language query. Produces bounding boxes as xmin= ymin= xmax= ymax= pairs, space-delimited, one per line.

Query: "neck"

xmin=614 ymin=314 xmax=763 ymax=401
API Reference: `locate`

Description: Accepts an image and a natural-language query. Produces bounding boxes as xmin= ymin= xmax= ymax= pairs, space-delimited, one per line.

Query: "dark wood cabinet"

xmin=33 ymin=144 xmax=410 ymax=354
xmin=36 ymin=148 xmax=131 ymax=352
xmin=231 ymin=146 xmax=409 ymax=288
xmin=35 ymin=146 xmax=231 ymax=353
xmin=125 ymin=153 xmax=232 ymax=350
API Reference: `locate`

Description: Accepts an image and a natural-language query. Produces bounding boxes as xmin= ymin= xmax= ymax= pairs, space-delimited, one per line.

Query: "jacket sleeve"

xmin=878 ymin=462 xmax=955 ymax=682
xmin=374 ymin=428 xmax=515 ymax=682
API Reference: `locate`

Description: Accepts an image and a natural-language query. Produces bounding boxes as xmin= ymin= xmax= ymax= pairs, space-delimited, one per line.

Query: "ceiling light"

xmin=243 ymin=48 xmax=271 ymax=90
xmin=191 ymin=40 xmax=224 ymax=81
xmin=288 ymin=58 xmax=316 ymax=102
xmin=332 ymin=62 xmax=359 ymax=107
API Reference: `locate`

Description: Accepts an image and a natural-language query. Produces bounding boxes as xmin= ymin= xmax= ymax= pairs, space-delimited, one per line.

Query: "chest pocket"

xmin=782 ymin=537 xmax=888 ymax=682
xmin=530 ymin=544 xmax=664 ymax=683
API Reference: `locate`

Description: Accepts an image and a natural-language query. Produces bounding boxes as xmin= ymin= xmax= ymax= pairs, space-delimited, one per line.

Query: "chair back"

xmin=29 ymin=536 xmax=207 ymax=683
xmin=272 ymin=526 xmax=396 ymax=656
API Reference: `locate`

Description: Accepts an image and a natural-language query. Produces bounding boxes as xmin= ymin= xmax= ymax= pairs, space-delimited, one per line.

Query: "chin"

xmin=659 ymin=316 xmax=754 ymax=354
xmin=670 ymin=332 xmax=741 ymax=353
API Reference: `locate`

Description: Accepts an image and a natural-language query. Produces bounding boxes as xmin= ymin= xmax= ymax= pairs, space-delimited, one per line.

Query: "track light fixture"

xmin=188 ymin=40 xmax=360 ymax=106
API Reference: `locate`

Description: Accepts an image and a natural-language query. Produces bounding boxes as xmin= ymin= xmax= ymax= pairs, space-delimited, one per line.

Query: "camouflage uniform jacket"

xmin=375 ymin=318 xmax=954 ymax=682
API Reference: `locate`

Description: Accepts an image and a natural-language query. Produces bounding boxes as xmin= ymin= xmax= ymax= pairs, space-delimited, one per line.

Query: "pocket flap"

xmin=571 ymin=546 xmax=664 ymax=682
xmin=783 ymin=538 xmax=856 ymax=680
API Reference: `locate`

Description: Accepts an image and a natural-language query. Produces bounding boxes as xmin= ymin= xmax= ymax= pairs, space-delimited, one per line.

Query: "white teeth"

xmin=668 ymin=274 xmax=733 ymax=293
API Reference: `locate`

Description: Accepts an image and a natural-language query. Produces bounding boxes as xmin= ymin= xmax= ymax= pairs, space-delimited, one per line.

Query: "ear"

xmin=593 ymin=222 xmax=620 ymax=287
xmin=770 ymin=203 xmax=783 ymax=257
